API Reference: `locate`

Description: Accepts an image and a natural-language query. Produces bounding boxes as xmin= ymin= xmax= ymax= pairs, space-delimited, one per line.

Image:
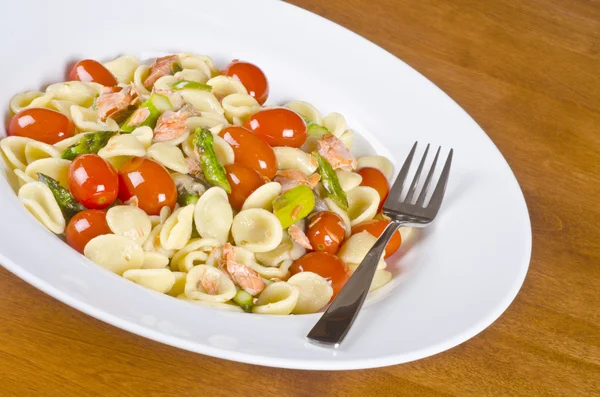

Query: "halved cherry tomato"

xmin=8 ymin=108 xmax=74 ymax=145
xmin=357 ymin=167 xmax=389 ymax=212
xmin=224 ymin=163 xmax=265 ymax=210
xmin=219 ymin=126 xmax=277 ymax=180
xmin=65 ymin=209 xmax=111 ymax=254
xmin=68 ymin=154 xmax=118 ymax=209
xmin=244 ymin=108 xmax=307 ymax=148
xmin=351 ymin=219 xmax=401 ymax=259
xmin=222 ymin=60 xmax=269 ymax=105
xmin=291 ymin=252 xmax=350 ymax=298
xmin=306 ymin=211 xmax=346 ymax=254
xmin=68 ymin=59 xmax=118 ymax=86
xmin=118 ymin=157 xmax=177 ymax=215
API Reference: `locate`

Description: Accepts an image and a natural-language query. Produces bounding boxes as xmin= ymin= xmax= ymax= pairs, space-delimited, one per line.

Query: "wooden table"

xmin=1 ymin=1 xmax=599 ymax=395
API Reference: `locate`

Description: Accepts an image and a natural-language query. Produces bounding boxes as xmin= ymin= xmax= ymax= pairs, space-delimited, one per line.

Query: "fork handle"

xmin=306 ymin=219 xmax=403 ymax=347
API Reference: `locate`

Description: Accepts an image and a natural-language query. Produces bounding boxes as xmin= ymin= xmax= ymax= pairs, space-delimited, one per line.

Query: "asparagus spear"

xmin=120 ymin=93 xmax=173 ymax=132
xmin=61 ymin=131 xmax=118 ymax=160
xmin=312 ymin=152 xmax=348 ymax=211
xmin=272 ymin=185 xmax=315 ymax=229
xmin=171 ymin=80 xmax=212 ymax=91
xmin=37 ymin=173 xmax=86 ymax=219
xmin=194 ymin=128 xmax=231 ymax=193
xmin=301 ymin=116 xmax=330 ymax=138
xmin=233 ymin=290 xmax=254 ymax=312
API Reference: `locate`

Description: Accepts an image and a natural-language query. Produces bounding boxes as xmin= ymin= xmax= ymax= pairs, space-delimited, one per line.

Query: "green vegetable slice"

xmin=272 ymin=185 xmax=315 ymax=229
xmin=233 ymin=290 xmax=254 ymax=312
xmin=312 ymin=152 xmax=348 ymax=211
xmin=61 ymin=131 xmax=118 ymax=160
xmin=194 ymin=128 xmax=231 ymax=193
xmin=37 ymin=173 xmax=86 ymax=219
xmin=171 ymin=80 xmax=212 ymax=91
xmin=120 ymin=93 xmax=173 ymax=132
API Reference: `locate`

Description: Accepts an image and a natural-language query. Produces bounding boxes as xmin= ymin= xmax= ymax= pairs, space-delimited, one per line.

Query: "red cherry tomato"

xmin=68 ymin=59 xmax=117 ymax=86
xmin=306 ymin=211 xmax=346 ymax=254
xmin=244 ymin=108 xmax=307 ymax=148
xmin=222 ymin=60 xmax=269 ymax=105
xmin=351 ymin=219 xmax=401 ymax=259
xmin=357 ymin=167 xmax=390 ymax=211
xmin=8 ymin=108 xmax=74 ymax=145
xmin=219 ymin=126 xmax=277 ymax=180
xmin=65 ymin=209 xmax=111 ymax=254
xmin=68 ymin=154 xmax=119 ymax=209
xmin=290 ymin=252 xmax=350 ymax=298
xmin=224 ymin=163 xmax=265 ymax=210
xmin=117 ymin=157 xmax=177 ymax=216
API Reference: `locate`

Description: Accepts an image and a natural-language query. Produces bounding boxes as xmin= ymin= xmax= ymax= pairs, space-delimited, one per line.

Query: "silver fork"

xmin=307 ymin=142 xmax=454 ymax=348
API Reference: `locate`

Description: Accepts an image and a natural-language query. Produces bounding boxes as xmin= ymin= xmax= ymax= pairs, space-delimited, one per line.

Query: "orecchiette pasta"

xmin=106 ymin=205 xmax=152 ymax=245
xmin=252 ymin=282 xmax=300 ymax=315
xmin=142 ymin=223 xmax=175 ymax=258
xmin=177 ymin=53 xmax=217 ymax=81
xmin=160 ymin=204 xmax=195 ymax=250
xmin=346 ymin=186 xmax=380 ymax=226
xmin=141 ymin=252 xmax=170 ymax=269
xmin=338 ymin=231 xmax=386 ymax=270
xmin=25 ymin=158 xmax=71 ymax=188
xmin=9 ymin=91 xmax=53 ymax=114
xmin=123 ymin=268 xmax=176 ymax=293
xmin=49 ymin=99 xmax=75 ymax=119
xmin=18 ymin=181 xmax=65 ymax=234
xmin=170 ymin=238 xmax=220 ymax=272
xmin=70 ymin=105 xmax=119 ymax=132
xmin=356 ymin=155 xmax=394 ymax=180
xmin=53 ymin=133 xmax=92 ymax=152
xmin=194 ymin=187 xmax=233 ymax=245
xmin=221 ymin=93 xmax=260 ymax=125
xmin=147 ymin=143 xmax=189 ymax=174
xmin=339 ymin=129 xmax=354 ymax=150
xmin=284 ymin=101 xmax=322 ymax=125
xmin=130 ymin=126 xmax=154 ymax=149
xmin=323 ymin=112 xmax=347 ymax=138
xmin=132 ymin=64 xmax=151 ymax=96
xmin=167 ymin=272 xmax=187 ymax=296
xmin=180 ymin=89 xmax=224 ymax=114
xmin=45 ymin=81 xmax=103 ymax=107
xmin=206 ymin=75 xmax=247 ymax=98
xmin=97 ymin=134 xmax=146 ymax=159
xmin=231 ymin=208 xmax=283 ymax=253
xmin=174 ymin=69 xmax=209 ymax=83
xmin=272 ymin=147 xmax=318 ymax=175
xmin=1 ymin=136 xmax=60 ymax=172
xmin=241 ymin=182 xmax=281 ymax=211
xmin=84 ymin=234 xmax=144 ymax=275
xmin=103 ymin=55 xmax=140 ymax=84
xmin=184 ymin=265 xmax=237 ymax=303
xmin=14 ymin=169 xmax=35 ymax=186
xmin=336 ymin=170 xmax=362 ymax=192
xmin=288 ymin=272 xmax=334 ymax=314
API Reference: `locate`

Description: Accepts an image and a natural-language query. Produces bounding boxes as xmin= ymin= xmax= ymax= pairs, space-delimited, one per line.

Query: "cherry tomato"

xmin=68 ymin=154 xmax=119 ymax=209
xmin=118 ymin=157 xmax=177 ymax=215
xmin=306 ymin=211 xmax=346 ymax=254
xmin=244 ymin=108 xmax=307 ymax=148
xmin=351 ymin=219 xmax=401 ymax=259
xmin=219 ymin=126 xmax=277 ymax=180
xmin=290 ymin=252 xmax=350 ymax=298
xmin=222 ymin=60 xmax=269 ymax=105
xmin=8 ymin=108 xmax=74 ymax=145
xmin=357 ymin=167 xmax=390 ymax=211
xmin=68 ymin=59 xmax=118 ymax=86
xmin=65 ymin=209 xmax=111 ymax=254
xmin=225 ymin=163 xmax=265 ymax=210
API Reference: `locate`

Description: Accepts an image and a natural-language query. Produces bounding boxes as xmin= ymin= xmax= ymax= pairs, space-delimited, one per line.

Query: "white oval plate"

xmin=0 ymin=0 xmax=531 ymax=370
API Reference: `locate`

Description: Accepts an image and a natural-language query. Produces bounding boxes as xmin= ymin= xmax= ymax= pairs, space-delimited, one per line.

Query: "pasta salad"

xmin=1 ymin=54 xmax=406 ymax=314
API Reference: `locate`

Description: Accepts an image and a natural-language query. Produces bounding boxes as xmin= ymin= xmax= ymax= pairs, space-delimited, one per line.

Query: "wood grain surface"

xmin=1 ymin=0 xmax=599 ymax=396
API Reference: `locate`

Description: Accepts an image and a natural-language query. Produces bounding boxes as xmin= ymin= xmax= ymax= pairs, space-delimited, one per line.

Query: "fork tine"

xmin=415 ymin=146 xmax=441 ymax=207
xmin=405 ymin=143 xmax=430 ymax=203
xmin=426 ymin=149 xmax=453 ymax=213
xmin=385 ymin=142 xmax=417 ymax=207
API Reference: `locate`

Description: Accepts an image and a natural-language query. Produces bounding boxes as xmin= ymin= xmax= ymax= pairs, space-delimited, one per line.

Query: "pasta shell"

xmin=186 ymin=112 xmax=229 ymax=132
xmin=177 ymin=53 xmax=217 ymax=81
xmin=160 ymin=204 xmax=195 ymax=250
xmin=167 ymin=272 xmax=187 ymax=296
xmin=147 ymin=143 xmax=189 ymax=174
xmin=123 ymin=268 xmax=176 ymax=293
xmin=272 ymin=147 xmax=318 ymax=175
xmin=153 ymin=75 xmax=179 ymax=91
xmin=221 ymin=93 xmax=260 ymax=125
xmin=103 ymin=55 xmax=140 ymax=84
xmin=369 ymin=270 xmax=392 ymax=292
xmin=170 ymin=238 xmax=220 ymax=272
xmin=53 ymin=133 xmax=92 ymax=152
xmin=284 ymin=101 xmax=322 ymax=125
xmin=174 ymin=69 xmax=209 ymax=84
xmin=324 ymin=198 xmax=351 ymax=238
xmin=336 ymin=170 xmax=362 ymax=192
xmin=46 ymin=81 xmax=103 ymax=107
xmin=254 ymin=238 xmax=293 ymax=267
xmin=142 ymin=252 xmax=170 ymax=269
xmin=70 ymin=105 xmax=119 ymax=132
xmin=106 ymin=205 xmax=152 ymax=245
xmin=25 ymin=158 xmax=71 ymax=189
xmin=132 ymin=64 xmax=151 ymax=96
xmin=9 ymin=91 xmax=53 ymax=114
xmin=252 ymin=282 xmax=300 ymax=315
xmin=184 ymin=265 xmax=236 ymax=302
xmin=232 ymin=208 xmax=283 ymax=253
xmin=347 ymin=186 xmax=379 ymax=226
xmin=97 ymin=134 xmax=146 ymax=159
xmin=1 ymin=136 xmax=33 ymax=171
xmin=241 ymin=182 xmax=281 ymax=211
xmin=338 ymin=231 xmax=386 ymax=270
xmin=323 ymin=112 xmax=347 ymax=138
xmin=356 ymin=155 xmax=394 ymax=180
xmin=180 ymin=90 xmax=224 ymax=114
xmin=339 ymin=129 xmax=354 ymax=150
xmin=142 ymin=223 xmax=175 ymax=258
xmin=49 ymin=99 xmax=75 ymax=119
xmin=206 ymin=75 xmax=247 ymax=98
xmin=14 ymin=169 xmax=35 ymax=186
xmin=84 ymin=234 xmax=144 ymax=275
xmin=288 ymin=272 xmax=334 ymax=314
xmin=212 ymin=135 xmax=235 ymax=165
xmin=194 ymin=187 xmax=233 ymax=245
xmin=130 ymin=126 xmax=154 ymax=149
xmin=18 ymin=181 xmax=65 ymax=234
